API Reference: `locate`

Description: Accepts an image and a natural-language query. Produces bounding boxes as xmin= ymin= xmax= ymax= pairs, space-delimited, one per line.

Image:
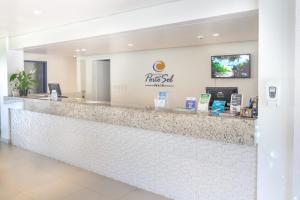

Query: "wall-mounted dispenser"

xmin=266 ymin=80 xmax=280 ymax=107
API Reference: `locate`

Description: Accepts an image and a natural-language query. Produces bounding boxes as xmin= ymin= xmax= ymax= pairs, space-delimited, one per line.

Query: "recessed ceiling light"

xmin=197 ymin=35 xmax=204 ymax=39
xmin=212 ymin=33 xmax=220 ymax=37
xmin=75 ymin=49 xmax=81 ymax=52
xmin=127 ymin=43 xmax=134 ymax=47
xmin=81 ymin=48 xmax=87 ymax=52
xmin=33 ymin=10 xmax=42 ymax=15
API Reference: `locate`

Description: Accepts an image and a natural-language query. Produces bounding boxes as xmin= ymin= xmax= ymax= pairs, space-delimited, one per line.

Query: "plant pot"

xmin=19 ymin=89 xmax=28 ymax=97
xmin=11 ymin=89 xmax=20 ymax=97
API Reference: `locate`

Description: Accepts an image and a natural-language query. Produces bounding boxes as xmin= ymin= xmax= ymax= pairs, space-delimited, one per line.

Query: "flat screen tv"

xmin=211 ymin=54 xmax=251 ymax=78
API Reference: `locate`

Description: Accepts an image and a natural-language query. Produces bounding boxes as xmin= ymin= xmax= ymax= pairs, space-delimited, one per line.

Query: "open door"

xmin=92 ymin=60 xmax=111 ymax=102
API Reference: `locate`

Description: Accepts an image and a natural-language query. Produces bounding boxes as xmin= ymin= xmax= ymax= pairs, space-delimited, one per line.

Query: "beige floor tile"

xmin=11 ymin=193 xmax=36 ymax=200
xmin=0 ymin=184 xmax=22 ymax=200
xmin=1 ymin=163 xmax=60 ymax=192
xmin=52 ymin=163 xmax=92 ymax=183
xmin=75 ymin=173 xmax=137 ymax=199
xmin=0 ymin=148 xmax=34 ymax=171
xmin=119 ymin=189 xmax=171 ymax=200
xmin=0 ymin=143 xmax=170 ymax=200
xmin=24 ymin=179 xmax=83 ymax=200
xmin=64 ymin=187 xmax=109 ymax=200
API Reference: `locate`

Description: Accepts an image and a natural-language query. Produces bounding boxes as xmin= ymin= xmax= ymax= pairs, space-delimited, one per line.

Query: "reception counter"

xmin=3 ymin=96 xmax=257 ymax=200
xmin=4 ymin=96 xmax=255 ymax=145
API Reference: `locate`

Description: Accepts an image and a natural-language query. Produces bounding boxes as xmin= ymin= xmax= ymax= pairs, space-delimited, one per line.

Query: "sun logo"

xmin=152 ymin=61 xmax=166 ymax=72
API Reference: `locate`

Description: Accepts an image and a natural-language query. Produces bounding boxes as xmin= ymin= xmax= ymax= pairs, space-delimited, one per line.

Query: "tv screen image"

xmin=211 ymin=54 xmax=251 ymax=78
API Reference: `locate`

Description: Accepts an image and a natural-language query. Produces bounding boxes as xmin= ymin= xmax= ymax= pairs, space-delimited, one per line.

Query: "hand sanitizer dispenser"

xmin=266 ymin=80 xmax=280 ymax=107
xmin=51 ymin=90 xmax=58 ymax=101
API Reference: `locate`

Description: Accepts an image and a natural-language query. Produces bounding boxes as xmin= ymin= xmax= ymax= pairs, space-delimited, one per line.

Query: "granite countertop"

xmin=4 ymin=96 xmax=256 ymax=146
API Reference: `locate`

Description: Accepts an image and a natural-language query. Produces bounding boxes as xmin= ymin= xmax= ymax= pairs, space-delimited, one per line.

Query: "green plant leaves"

xmin=9 ymin=73 xmax=18 ymax=82
xmin=9 ymin=70 xmax=37 ymax=91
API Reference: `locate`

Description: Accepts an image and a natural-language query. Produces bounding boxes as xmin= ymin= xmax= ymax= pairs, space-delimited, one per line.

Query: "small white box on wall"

xmin=266 ymin=80 xmax=281 ymax=107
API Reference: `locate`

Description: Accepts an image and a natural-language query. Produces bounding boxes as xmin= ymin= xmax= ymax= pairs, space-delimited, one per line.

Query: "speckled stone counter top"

xmin=4 ymin=96 xmax=256 ymax=145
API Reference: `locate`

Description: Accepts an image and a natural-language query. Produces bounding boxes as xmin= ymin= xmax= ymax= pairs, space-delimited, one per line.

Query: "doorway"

xmin=24 ymin=61 xmax=47 ymax=94
xmin=92 ymin=60 xmax=111 ymax=102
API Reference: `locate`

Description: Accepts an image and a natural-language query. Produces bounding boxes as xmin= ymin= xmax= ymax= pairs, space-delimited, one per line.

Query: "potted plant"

xmin=9 ymin=70 xmax=37 ymax=97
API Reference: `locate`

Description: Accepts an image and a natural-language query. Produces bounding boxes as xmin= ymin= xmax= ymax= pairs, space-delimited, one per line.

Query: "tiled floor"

xmin=0 ymin=143 xmax=171 ymax=200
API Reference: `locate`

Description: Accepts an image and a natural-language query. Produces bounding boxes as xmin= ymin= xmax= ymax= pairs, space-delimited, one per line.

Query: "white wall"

xmin=0 ymin=39 xmax=25 ymax=141
xmin=80 ymin=41 xmax=258 ymax=108
xmin=0 ymin=38 xmax=8 ymax=140
xmin=7 ymin=50 xmax=24 ymax=75
xmin=7 ymin=50 xmax=24 ymax=94
xmin=0 ymin=38 xmax=8 ymax=100
xmin=258 ymin=0 xmax=295 ymax=200
xmin=294 ymin=0 xmax=300 ymax=198
xmin=24 ymin=53 xmax=77 ymax=95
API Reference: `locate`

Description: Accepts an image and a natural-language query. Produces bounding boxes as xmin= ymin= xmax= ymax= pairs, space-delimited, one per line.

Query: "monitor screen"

xmin=206 ymin=87 xmax=238 ymax=107
xmin=211 ymin=54 xmax=251 ymax=78
xmin=48 ymin=83 xmax=62 ymax=96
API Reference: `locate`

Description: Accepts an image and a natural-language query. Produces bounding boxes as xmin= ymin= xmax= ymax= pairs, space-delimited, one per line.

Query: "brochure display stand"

xmin=230 ymin=94 xmax=243 ymax=113
xmin=185 ymin=97 xmax=197 ymax=110
xmin=197 ymin=93 xmax=211 ymax=112
xmin=154 ymin=91 xmax=168 ymax=109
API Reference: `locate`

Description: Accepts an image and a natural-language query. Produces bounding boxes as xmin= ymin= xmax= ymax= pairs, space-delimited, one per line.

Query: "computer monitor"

xmin=206 ymin=87 xmax=238 ymax=108
xmin=48 ymin=83 xmax=62 ymax=96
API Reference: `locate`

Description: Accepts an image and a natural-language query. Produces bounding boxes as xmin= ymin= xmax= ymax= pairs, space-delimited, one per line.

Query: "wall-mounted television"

xmin=211 ymin=54 xmax=251 ymax=78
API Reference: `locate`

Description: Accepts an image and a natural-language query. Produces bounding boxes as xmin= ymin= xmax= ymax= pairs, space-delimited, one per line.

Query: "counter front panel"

xmin=4 ymin=96 xmax=256 ymax=145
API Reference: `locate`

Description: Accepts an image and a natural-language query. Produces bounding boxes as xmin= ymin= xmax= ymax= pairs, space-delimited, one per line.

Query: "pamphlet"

xmin=159 ymin=91 xmax=167 ymax=100
xmin=185 ymin=97 xmax=197 ymax=110
xmin=230 ymin=93 xmax=243 ymax=113
xmin=211 ymin=100 xmax=225 ymax=114
xmin=154 ymin=91 xmax=168 ymax=109
xmin=197 ymin=93 xmax=211 ymax=112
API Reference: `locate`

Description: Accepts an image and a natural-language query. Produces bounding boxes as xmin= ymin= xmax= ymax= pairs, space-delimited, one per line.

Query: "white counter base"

xmin=10 ymin=109 xmax=257 ymax=200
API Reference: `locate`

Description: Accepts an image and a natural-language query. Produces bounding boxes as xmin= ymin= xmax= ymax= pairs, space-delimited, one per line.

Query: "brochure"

xmin=154 ymin=91 xmax=168 ymax=109
xmin=159 ymin=91 xmax=167 ymax=100
xmin=185 ymin=97 xmax=197 ymax=110
xmin=197 ymin=93 xmax=211 ymax=112
xmin=230 ymin=93 xmax=243 ymax=113
xmin=211 ymin=100 xmax=225 ymax=113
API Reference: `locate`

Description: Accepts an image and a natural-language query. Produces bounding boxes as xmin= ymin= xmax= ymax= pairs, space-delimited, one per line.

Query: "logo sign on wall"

xmin=145 ymin=61 xmax=175 ymax=87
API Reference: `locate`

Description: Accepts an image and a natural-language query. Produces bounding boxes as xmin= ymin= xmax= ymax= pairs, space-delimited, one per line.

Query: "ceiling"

xmin=24 ymin=11 xmax=258 ymax=57
xmin=0 ymin=0 xmax=179 ymax=37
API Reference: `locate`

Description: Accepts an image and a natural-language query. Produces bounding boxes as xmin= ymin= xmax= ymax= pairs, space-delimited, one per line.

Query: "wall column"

xmin=293 ymin=0 xmax=300 ymax=198
xmin=0 ymin=38 xmax=24 ymax=142
xmin=258 ymin=0 xmax=295 ymax=199
xmin=0 ymin=38 xmax=9 ymax=142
